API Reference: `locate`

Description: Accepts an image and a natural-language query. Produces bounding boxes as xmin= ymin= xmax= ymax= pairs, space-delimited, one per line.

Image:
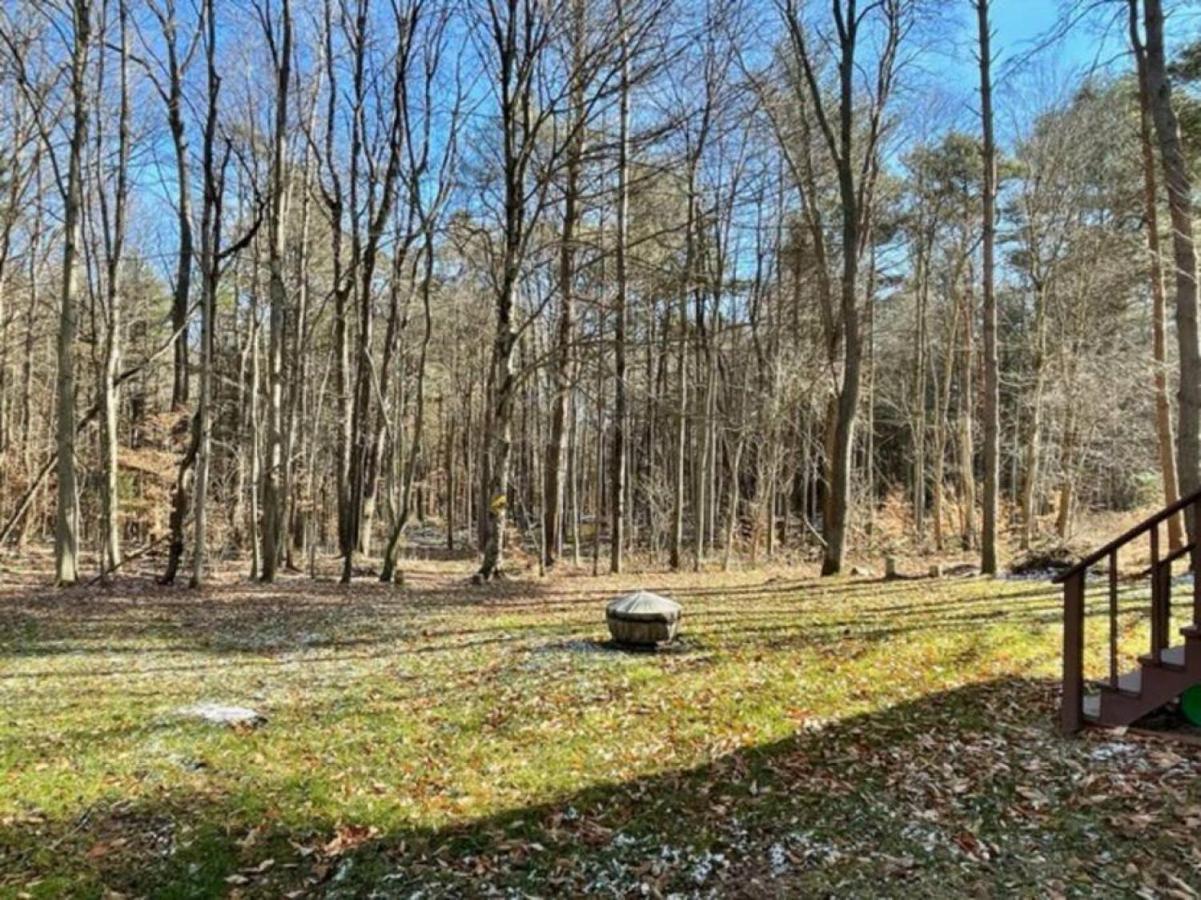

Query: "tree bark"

xmin=1018 ymin=283 xmax=1047 ymax=549
xmin=957 ymin=276 xmax=977 ymax=550
xmin=260 ymin=0 xmax=292 ymax=581
xmin=977 ymin=0 xmax=999 ymax=574
xmin=1131 ymin=0 xmax=1184 ymax=547
xmin=190 ymin=0 xmax=222 ymax=588
xmin=54 ymin=0 xmax=93 ymax=586
xmin=545 ymin=0 xmax=586 ymax=571
xmin=610 ymin=0 xmax=630 ymax=573
xmin=1144 ymin=0 xmax=1201 ymax=535
xmin=782 ymin=0 xmax=902 ymax=575
xmin=98 ymin=0 xmax=132 ymax=576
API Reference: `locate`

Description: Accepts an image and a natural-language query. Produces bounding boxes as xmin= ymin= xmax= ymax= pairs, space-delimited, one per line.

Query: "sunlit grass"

xmin=0 ymin=562 xmax=1195 ymax=896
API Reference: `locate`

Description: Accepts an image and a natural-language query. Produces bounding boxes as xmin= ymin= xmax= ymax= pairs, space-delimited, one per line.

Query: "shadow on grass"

xmin=0 ymin=566 xmax=1068 ymax=669
xmin=3 ymin=675 xmax=1171 ymax=898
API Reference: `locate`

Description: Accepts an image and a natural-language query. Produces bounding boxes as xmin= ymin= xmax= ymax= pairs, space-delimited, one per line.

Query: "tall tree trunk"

xmin=977 ymin=0 xmax=999 ymax=575
xmin=191 ymin=237 xmax=215 ymax=588
xmin=957 ymin=278 xmax=976 ymax=550
xmin=723 ymin=434 xmax=745 ymax=571
xmin=99 ymin=0 xmax=131 ymax=576
xmin=54 ymin=0 xmax=93 ymax=586
xmin=932 ymin=278 xmax=961 ymax=552
xmin=670 ymin=294 xmax=687 ymax=571
xmin=478 ymin=289 xmax=517 ymax=580
xmin=592 ymin=333 xmax=604 ymax=576
xmin=912 ymin=240 xmax=929 ymax=541
xmin=1019 ymin=283 xmax=1047 ymax=549
xmin=191 ymin=0 xmax=222 ymax=589
xmin=1131 ymin=0 xmax=1184 ymax=546
xmin=610 ymin=0 xmax=630 ymax=573
xmin=248 ymin=301 xmax=263 ymax=579
xmin=1144 ymin=0 xmax=1201 ymax=534
xmin=783 ymin=0 xmax=902 ymax=575
xmin=284 ymin=95 xmax=318 ymax=569
xmin=545 ymin=0 xmax=585 ymax=571
xmin=260 ymin=0 xmax=292 ymax=581
xmin=1056 ymin=405 xmax=1079 ymax=539
xmin=381 ymin=232 xmax=436 ymax=582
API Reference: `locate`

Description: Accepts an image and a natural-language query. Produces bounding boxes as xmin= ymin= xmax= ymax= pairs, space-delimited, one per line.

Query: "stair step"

xmin=1139 ymin=645 xmax=1187 ymax=669
xmin=1092 ymin=643 xmax=1200 ymax=727
xmin=1117 ymin=670 xmax=1142 ymax=694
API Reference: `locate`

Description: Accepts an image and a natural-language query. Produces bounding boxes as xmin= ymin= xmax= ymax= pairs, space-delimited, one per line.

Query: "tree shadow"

xmin=0 ymin=562 xmax=1071 ymax=669
xmin=0 ymin=584 xmax=1072 ymax=687
xmin=3 ymin=675 xmax=1192 ymax=897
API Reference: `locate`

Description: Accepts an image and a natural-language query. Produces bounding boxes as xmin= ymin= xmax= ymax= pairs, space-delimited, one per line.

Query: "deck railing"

xmin=1054 ymin=487 xmax=1201 ymax=734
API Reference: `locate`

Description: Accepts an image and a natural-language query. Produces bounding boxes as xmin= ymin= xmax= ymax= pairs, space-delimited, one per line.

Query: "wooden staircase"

xmin=1058 ymin=488 xmax=1201 ymax=734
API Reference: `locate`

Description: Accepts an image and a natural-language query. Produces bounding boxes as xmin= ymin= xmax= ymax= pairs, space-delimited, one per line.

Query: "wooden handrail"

xmin=1060 ymin=488 xmax=1201 ymax=734
xmin=1052 ymin=485 xmax=1201 ymax=584
xmin=1138 ymin=540 xmax=1196 ymax=578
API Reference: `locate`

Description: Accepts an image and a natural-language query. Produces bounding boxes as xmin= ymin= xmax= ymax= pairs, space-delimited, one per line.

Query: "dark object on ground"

xmin=943 ymin=562 xmax=981 ymax=578
xmin=606 ymin=590 xmax=681 ymax=647
xmin=1008 ymin=545 xmax=1078 ymax=577
xmin=884 ymin=557 xmax=926 ymax=581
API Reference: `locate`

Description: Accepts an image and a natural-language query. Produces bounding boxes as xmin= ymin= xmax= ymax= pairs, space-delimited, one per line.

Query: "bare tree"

xmin=1142 ymin=0 xmax=1201 ymax=531
xmin=1129 ymin=0 xmax=1183 ymax=547
xmin=609 ymin=0 xmax=630 ymax=573
xmin=976 ymin=0 xmax=998 ymax=575
xmin=472 ymin=0 xmax=620 ymax=580
xmin=1 ymin=0 xmax=97 ymax=585
xmin=93 ymin=0 xmax=133 ymax=577
xmin=257 ymin=0 xmax=292 ymax=582
xmin=780 ymin=0 xmax=906 ymax=575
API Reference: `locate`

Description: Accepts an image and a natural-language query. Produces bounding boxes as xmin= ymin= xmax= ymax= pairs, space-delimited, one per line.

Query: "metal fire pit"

xmin=606 ymin=591 xmax=681 ymax=647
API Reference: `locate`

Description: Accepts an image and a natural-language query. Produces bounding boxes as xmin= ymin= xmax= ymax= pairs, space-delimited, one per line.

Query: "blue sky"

xmin=992 ymin=1 xmax=1129 ymax=76
xmin=908 ymin=1 xmax=1138 ymax=151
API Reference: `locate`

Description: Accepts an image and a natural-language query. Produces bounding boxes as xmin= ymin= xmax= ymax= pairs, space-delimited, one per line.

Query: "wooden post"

xmin=1151 ymin=525 xmax=1162 ymax=663
xmin=1193 ymin=496 xmax=1201 ymax=628
xmin=1061 ymin=570 xmax=1085 ymax=734
xmin=1159 ymin=559 xmax=1172 ymax=654
xmin=1108 ymin=549 xmax=1118 ymax=688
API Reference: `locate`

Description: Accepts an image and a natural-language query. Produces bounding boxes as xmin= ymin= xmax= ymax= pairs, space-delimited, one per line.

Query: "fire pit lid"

xmin=605 ymin=590 xmax=681 ymax=623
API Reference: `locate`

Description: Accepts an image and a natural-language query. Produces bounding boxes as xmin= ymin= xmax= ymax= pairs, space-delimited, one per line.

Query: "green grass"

xmin=0 ymin=563 xmax=1197 ymax=897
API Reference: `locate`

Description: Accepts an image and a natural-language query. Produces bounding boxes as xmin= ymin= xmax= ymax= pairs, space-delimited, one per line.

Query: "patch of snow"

xmin=689 ymin=850 xmax=726 ymax=885
xmin=790 ymin=830 xmax=842 ymax=865
xmin=1088 ymin=742 xmax=1140 ymax=763
xmin=1001 ymin=569 xmax=1063 ymax=582
xmin=768 ymin=842 xmax=790 ymax=876
xmin=900 ymin=821 xmax=942 ymax=855
xmin=177 ymin=703 xmax=266 ymax=727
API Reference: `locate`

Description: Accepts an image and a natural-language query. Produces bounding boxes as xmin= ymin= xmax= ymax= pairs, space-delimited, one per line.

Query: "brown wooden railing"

xmin=1054 ymin=487 xmax=1201 ymax=734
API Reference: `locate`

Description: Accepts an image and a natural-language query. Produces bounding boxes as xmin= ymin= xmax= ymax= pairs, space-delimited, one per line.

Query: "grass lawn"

xmin=2 ymin=558 xmax=1199 ymax=897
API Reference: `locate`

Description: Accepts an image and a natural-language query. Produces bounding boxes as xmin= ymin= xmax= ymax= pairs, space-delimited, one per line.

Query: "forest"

xmin=0 ymin=0 xmax=1198 ymax=587
xmin=11 ymin=1 xmax=1201 ymax=896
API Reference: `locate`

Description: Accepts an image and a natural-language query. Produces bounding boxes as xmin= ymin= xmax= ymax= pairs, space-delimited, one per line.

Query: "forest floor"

xmin=2 ymin=549 xmax=1200 ymax=898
